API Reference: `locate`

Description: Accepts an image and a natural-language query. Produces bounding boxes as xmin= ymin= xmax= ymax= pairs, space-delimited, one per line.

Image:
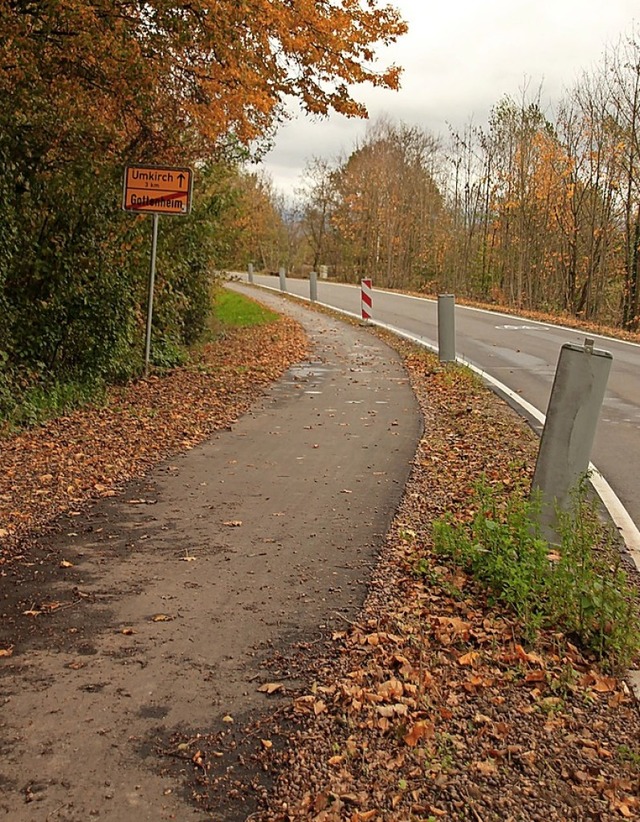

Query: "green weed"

xmin=617 ymin=744 xmax=640 ymax=769
xmin=150 ymin=335 xmax=188 ymax=369
xmin=432 ymin=479 xmax=640 ymax=671
xmin=7 ymin=378 xmax=105 ymax=429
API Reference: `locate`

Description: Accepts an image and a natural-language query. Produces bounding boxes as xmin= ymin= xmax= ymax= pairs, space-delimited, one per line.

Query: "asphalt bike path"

xmin=0 ymin=286 xmax=422 ymax=821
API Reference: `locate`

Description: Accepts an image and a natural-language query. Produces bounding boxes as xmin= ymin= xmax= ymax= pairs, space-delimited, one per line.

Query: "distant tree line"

xmin=259 ymin=31 xmax=640 ymax=332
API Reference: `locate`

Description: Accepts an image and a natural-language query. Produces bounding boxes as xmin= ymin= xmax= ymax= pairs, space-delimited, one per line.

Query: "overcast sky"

xmin=258 ymin=0 xmax=638 ymax=198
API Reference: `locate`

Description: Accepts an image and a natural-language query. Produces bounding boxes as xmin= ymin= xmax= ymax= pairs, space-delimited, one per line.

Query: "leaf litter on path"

xmin=0 ymin=315 xmax=308 ymax=567
xmin=252 ymin=333 xmax=640 ymax=822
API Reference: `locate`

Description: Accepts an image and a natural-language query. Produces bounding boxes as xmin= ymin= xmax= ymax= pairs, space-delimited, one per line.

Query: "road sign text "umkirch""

xmin=123 ymin=165 xmax=193 ymax=215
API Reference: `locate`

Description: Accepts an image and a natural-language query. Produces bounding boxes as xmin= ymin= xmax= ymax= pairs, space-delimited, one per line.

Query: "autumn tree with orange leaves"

xmin=303 ymin=119 xmax=443 ymax=288
xmin=0 ymin=0 xmax=406 ymax=415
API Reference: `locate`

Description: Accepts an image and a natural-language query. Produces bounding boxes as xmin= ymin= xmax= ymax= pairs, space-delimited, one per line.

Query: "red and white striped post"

xmin=361 ymin=278 xmax=372 ymax=321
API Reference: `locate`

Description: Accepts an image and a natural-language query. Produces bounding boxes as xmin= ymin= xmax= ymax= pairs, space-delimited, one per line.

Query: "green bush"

xmin=150 ymin=335 xmax=188 ymax=369
xmin=0 ymin=157 xmax=246 ymax=427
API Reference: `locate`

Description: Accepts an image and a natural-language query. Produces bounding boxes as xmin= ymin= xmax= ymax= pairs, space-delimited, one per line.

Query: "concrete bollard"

xmin=279 ymin=266 xmax=286 ymax=292
xmin=248 ymin=262 xmax=254 ymax=284
xmin=437 ymin=294 xmax=456 ymax=363
xmin=310 ymin=270 xmax=318 ymax=303
xmin=532 ymin=338 xmax=613 ymax=538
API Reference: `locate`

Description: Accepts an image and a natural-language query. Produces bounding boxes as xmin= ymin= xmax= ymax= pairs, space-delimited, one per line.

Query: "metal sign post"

xmin=144 ymin=213 xmax=159 ymax=378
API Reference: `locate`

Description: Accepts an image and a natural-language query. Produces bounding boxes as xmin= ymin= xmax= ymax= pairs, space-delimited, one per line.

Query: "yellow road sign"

xmin=123 ymin=165 xmax=193 ymax=215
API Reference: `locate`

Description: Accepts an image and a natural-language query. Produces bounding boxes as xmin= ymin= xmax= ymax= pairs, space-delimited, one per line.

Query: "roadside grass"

xmin=0 ymin=376 xmax=107 ymax=435
xmin=211 ymin=289 xmax=280 ymax=329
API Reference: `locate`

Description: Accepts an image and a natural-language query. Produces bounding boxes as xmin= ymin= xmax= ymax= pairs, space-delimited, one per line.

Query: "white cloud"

xmin=258 ymin=0 xmax=639 ymax=197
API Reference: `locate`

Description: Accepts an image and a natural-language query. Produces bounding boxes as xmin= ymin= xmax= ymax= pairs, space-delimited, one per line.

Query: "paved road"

xmin=0 ymin=290 xmax=421 ymax=821
xmin=246 ymin=274 xmax=640 ymax=536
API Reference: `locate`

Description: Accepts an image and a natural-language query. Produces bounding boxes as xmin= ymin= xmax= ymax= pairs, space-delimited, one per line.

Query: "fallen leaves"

xmin=22 ymin=600 xmax=71 ymax=617
xmin=191 ymin=750 xmax=206 ymax=774
xmin=457 ymin=650 xmax=479 ymax=666
xmin=513 ymin=643 xmax=545 ymax=667
xmin=257 ymin=682 xmax=284 ymax=695
xmin=293 ymin=695 xmax=328 ymax=716
xmin=580 ymin=671 xmax=619 ymax=693
xmin=0 ymin=315 xmax=308 ymax=568
xmin=404 ymin=720 xmax=434 ymax=747
xmin=471 ymin=758 xmax=499 ymax=776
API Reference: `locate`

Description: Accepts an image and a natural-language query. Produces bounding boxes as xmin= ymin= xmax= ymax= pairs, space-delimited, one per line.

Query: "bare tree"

xmin=297 ymin=157 xmax=340 ymax=272
xmin=606 ymin=32 xmax=640 ymax=330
